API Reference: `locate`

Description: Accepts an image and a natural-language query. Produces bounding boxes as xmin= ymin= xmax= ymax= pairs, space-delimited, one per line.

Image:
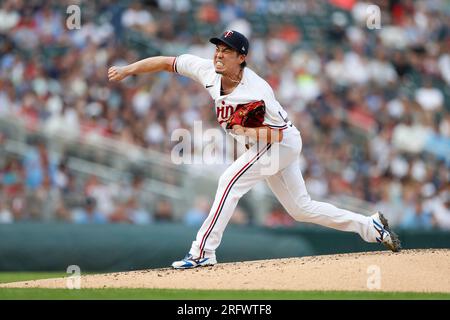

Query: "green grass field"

xmin=0 ymin=272 xmax=449 ymax=300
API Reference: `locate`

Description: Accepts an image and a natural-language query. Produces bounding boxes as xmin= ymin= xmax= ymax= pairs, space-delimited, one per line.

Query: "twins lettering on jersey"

xmin=216 ymin=100 xmax=291 ymax=130
xmin=216 ymin=101 xmax=235 ymax=125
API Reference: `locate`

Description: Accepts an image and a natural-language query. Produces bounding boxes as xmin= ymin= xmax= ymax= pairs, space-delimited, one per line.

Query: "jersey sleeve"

xmin=173 ymin=54 xmax=214 ymax=86
xmin=260 ymin=82 xmax=290 ymax=130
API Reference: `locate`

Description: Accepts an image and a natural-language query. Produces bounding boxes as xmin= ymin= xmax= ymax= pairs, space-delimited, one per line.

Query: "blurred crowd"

xmin=0 ymin=0 xmax=449 ymax=230
xmin=0 ymin=135 xmax=252 ymax=226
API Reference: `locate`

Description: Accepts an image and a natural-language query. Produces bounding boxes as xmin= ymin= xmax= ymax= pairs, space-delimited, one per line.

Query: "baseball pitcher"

xmin=108 ymin=30 xmax=401 ymax=269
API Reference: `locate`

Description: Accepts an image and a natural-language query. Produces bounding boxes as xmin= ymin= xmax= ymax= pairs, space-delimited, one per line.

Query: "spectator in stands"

xmin=72 ymin=197 xmax=108 ymax=224
xmin=153 ymin=199 xmax=175 ymax=222
xmin=218 ymin=0 xmax=245 ymax=25
xmin=399 ymin=197 xmax=433 ymax=230
xmin=53 ymin=200 xmax=72 ymax=222
xmin=109 ymin=196 xmax=152 ymax=225
xmin=127 ymin=196 xmax=153 ymax=225
xmin=184 ymin=196 xmax=210 ymax=226
xmin=197 ymin=2 xmax=220 ymax=24
xmin=128 ymin=174 xmax=154 ymax=214
xmin=25 ymin=173 xmax=61 ymax=221
xmin=415 ymin=78 xmax=444 ymax=112
xmin=429 ymin=190 xmax=450 ymax=231
xmin=84 ymin=175 xmax=115 ymax=218
xmin=0 ymin=1 xmax=20 ymax=32
xmin=121 ymin=2 xmax=157 ymax=36
xmin=0 ymin=195 xmax=13 ymax=223
xmin=23 ymin=138 xmax=56 ymax=190
xmin=60 ymin=171 xmax=84 ymax=210
xmin=229 ymin=206 xmax=250 ymax=226
xmin=264 ymin=205 xmax=295 ymax=228
xmin=1 ymin=157 xmax=24 ymax=198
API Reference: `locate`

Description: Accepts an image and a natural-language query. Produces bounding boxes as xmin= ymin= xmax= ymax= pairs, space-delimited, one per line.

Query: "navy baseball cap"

xmin=210 ymin=30 xmax=249 ymax=55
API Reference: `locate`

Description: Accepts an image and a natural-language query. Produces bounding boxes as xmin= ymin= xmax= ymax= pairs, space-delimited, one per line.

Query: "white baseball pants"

xmin=189 ymin=127 xmax=379 ymax=259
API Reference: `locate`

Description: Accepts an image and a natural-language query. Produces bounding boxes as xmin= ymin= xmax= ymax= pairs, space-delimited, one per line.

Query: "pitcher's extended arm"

xmin=108 ymin=56 xmax=175 ymax=81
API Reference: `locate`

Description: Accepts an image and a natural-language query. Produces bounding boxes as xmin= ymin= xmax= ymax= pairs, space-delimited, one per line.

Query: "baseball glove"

xmin=226 ymin=100 xmax=266 ymax=129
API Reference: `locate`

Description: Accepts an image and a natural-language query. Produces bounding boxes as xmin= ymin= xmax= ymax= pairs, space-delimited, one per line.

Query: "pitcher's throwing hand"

xmin=108 ymin=66 xmax=128 ymax=82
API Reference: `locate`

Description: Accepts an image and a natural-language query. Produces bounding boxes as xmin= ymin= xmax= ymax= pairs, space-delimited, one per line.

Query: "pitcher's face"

xmin=213 ymin=43 xmax=244 ymax=75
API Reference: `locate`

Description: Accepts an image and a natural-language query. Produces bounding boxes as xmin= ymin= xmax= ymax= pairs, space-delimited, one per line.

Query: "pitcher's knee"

xmin=217 ymin=172 xmax=231 ymax=190
xmin=291 ymin=199 xmax=315 ymax=221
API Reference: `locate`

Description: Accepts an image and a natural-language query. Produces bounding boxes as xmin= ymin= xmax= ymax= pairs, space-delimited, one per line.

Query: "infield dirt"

xmin=1 ymin=249 xmax=449 ymax=292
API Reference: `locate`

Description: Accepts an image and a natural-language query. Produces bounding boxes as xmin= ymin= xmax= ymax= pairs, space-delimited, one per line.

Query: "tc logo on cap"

xmin=224 ymin=30 xmax=234 ymax=38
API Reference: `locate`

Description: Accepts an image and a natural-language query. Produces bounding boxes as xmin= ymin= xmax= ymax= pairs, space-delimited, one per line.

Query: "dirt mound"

xmin=2 ymin=249 xmax=449 ymax=292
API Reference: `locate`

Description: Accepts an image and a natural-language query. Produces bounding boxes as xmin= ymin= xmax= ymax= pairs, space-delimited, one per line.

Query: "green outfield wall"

xmin=0 ymin=223 xmax=449 ymax=272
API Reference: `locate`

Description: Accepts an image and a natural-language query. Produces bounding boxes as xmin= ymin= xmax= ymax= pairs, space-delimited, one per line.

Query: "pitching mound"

xmin=1 ymin=249 xmax=449 ymax=292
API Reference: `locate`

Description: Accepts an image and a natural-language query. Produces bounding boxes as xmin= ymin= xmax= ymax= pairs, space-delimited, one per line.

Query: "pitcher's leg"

xmin=189 ymin=143 xmax=273 ymax=258
xmin=265 ymin=161 xmax=379 ymax=243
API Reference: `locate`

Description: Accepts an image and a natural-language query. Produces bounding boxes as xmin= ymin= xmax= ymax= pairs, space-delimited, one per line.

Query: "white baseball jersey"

xmin=170 ymin=53 xmax=381 ymax=262
xmin=173 ymin=54 xmax=292 ymax=133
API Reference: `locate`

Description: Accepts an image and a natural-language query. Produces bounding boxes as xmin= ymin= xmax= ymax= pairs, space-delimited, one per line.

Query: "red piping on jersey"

xmin=172 ymin=57 xmax=178 ymax=73
xmin=198 ymin=144 xmax=271 ymax=257
xmin=266 ymin=124 xmax=288 ymax=130
xmin=218 ymin=122 xmax=287 ymax=129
